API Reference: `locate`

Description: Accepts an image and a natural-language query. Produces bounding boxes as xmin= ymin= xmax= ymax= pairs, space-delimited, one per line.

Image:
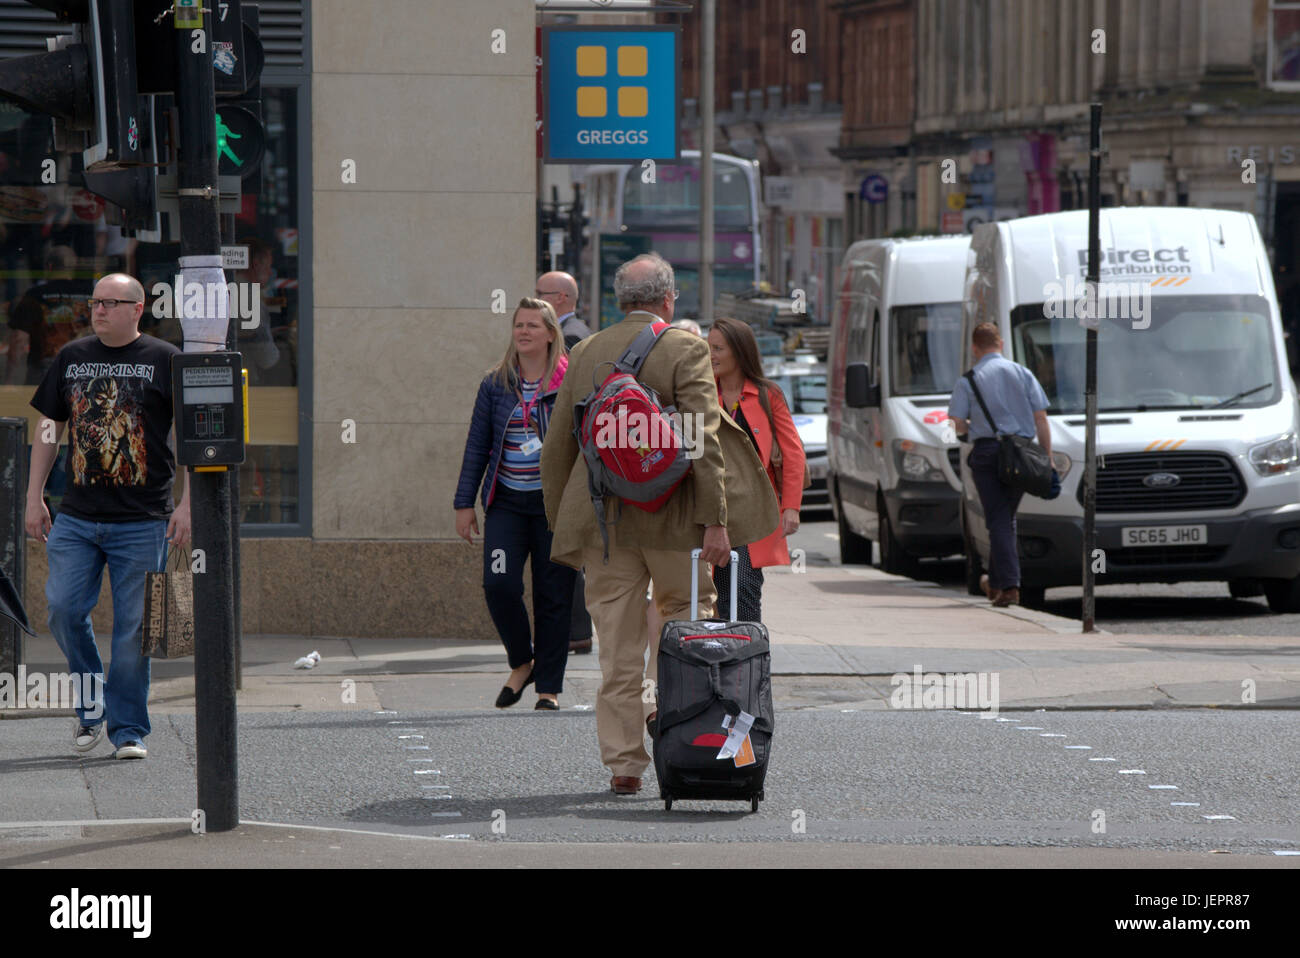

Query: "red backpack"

xmin=574 ymin=322 xmax=692 ymax=560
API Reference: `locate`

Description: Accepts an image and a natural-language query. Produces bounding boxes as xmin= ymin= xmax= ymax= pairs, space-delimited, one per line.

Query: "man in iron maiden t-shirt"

xmin=26 ymin=273 xmax=192 ymax=761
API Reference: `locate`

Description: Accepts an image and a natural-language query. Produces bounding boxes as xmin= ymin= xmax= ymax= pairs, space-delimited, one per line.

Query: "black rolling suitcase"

xmin=652 ymin=548 xmax=774 ymax=813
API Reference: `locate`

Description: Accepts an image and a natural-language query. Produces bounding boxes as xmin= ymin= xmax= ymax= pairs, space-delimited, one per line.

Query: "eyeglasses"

xmin=87 ymin=298 xmax=142 ymax=310
xmin=535 ymin=288 xmax=563 ymax=297
xmin=670 ymin=289 xmax=680 ymax=301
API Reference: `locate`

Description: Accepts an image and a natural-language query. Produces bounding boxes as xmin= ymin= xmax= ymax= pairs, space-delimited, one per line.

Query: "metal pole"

xmin=221 ymin=211 xmax=242 ymax=692
xmin=1082 ymin=103 xmax=1102 ymax=634
xmin=177 ymin=10 xmax=238 ymax=830
xmin=698 ymin=0 xmax=715 ymax=324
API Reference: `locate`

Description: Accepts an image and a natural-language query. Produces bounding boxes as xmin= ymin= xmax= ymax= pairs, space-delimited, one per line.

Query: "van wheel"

xmin=1228 ymin=579 xmax=1264 ymax=599
xmin=878 ymin=502 xmax=920 ymax=578
xmin=1018 ymin=586 xmax=1047 ymax=610
xmin=963 ymin=509 xmax=984 ymax=596
xmin=837 ymin=493 xmax=873 ymax=565
xmin=1263 ymin=576 xmax=1300 ymax=613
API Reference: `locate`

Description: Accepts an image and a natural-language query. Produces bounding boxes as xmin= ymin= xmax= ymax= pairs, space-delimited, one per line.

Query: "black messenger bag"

xmin=964 ymin=370 xmax=1054 ymax=498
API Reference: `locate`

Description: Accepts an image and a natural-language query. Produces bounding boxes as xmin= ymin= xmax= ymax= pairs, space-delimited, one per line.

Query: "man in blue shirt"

xmin=948 ymin=322 xmax=1052 ymax=607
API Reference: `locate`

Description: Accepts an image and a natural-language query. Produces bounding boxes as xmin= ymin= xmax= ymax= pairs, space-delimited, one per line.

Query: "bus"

xmin=580 ymin=151 xmax=761 ymax=329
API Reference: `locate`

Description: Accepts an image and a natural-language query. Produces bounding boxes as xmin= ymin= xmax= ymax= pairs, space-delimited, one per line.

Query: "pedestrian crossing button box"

xmin=172 ymin=352 xmax=245 ymax=466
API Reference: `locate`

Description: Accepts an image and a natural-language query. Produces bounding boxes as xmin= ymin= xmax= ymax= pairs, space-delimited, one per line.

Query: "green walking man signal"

xmin=216 ymin=112 xmax=243 ymax=168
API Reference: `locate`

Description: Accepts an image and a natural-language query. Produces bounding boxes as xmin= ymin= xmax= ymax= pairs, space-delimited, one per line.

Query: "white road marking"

xmin=1171 ymin=802 xmax=1200 ymax=807
xmin=1065 ymin=745 xmax=1092 ymax=749
xmin=1118 ymin=769 xmax=1147 ymax=774
xmin=1202 ymin=815 xmax=1236 ymax=820
xmin=1089 ymin=757 xmax=1118 ymax=762
xmin=1149 ymin=785 xmax=1179 ymax=790
xmin=1016 ymin=727 xmax=1044 ymax=730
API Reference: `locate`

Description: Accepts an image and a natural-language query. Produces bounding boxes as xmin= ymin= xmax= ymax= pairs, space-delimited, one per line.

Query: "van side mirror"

xmin=846 ymin=362 xmax=880 ymax=408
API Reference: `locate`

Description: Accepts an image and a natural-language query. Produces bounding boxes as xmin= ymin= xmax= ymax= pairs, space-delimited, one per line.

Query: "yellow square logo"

xmin=576 ymin=46 xmax=606 ymax=77
xmin=618 ymin=86 xmax=648 ymax=117
xmin=618 ymin=45 xmax=648 ymax=77
xmin=576 ymin=86 xmax=607 ymax=117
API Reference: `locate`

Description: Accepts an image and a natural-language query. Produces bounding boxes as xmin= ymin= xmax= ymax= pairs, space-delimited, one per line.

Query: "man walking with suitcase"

xmin=541 ymin=253 xmax=777 ymax=795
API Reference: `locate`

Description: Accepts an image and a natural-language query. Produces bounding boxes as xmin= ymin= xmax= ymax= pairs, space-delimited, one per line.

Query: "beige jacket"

xmin=541 ymin=311 xmax=779 ymax=569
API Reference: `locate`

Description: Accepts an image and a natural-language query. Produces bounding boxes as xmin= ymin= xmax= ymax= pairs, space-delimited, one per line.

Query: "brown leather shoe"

xmin=992 ymin=587 xmax=1019 ymax=608
xmin=569 ymin=638 xmax=592 ymax=654
xmin=610 ymin=776 xmax=642 ymax=795
xmin=979 ymin=574 xmax=995 ymax=600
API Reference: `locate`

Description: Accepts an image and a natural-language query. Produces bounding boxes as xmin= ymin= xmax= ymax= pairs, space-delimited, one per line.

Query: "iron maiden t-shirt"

xmin=31 ymin=334 xmax=181 ymax=523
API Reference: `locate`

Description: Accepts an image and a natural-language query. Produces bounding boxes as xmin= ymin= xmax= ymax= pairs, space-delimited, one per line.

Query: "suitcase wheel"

xmin=750 ymin=795 xmax=760 ymax=813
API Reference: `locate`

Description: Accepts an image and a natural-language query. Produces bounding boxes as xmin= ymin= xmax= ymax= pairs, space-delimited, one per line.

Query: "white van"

xmin=828 ymin=236 xmax=970 ymax=574
xmin=959 ymin=207 xmax=1300 ymax=611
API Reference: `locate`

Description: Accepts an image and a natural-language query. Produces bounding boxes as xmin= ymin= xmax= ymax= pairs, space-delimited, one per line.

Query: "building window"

xmin=1268 ymin=1 xmax=1300 ymax=89
xmin=0 ymin=86 xmax=305 ymax=528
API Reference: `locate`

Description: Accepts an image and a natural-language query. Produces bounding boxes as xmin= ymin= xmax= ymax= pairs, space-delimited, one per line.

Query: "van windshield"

xmin=890 ymin=302 xmax=963 ymax=395
xmin=1009 ymin=295 xmax=1278 ymax=414
xmin=769 ymin=373 xmax=828 ymax=415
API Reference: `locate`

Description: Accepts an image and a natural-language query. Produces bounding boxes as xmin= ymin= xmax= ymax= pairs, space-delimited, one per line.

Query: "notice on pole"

xmin=221 ymin=246 xmax=249 ymax=270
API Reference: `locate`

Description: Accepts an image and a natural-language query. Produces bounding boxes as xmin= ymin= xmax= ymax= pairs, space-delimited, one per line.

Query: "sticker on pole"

xmin=174 ymin=0 xmax=203 ymax=29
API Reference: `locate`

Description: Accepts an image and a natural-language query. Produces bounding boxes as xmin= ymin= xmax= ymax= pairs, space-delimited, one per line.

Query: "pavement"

xmin=3 ymin=562 xmax=1299 ymax=867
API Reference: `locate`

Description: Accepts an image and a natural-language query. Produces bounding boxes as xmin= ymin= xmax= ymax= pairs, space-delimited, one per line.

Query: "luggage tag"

xmin=717 ymin=710 xmax=755 ymax=766
xmin=519 ymin=436 xmax=543 ymax=455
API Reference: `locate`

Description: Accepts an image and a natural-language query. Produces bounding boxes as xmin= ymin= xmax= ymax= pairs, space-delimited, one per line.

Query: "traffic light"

xmin=214 ymin=0 xmax=265 ymax=191
xmin=568 ymin=184 xmax=589 ymax=270
xmin=0 ymin=0 xmax=147 ymax=172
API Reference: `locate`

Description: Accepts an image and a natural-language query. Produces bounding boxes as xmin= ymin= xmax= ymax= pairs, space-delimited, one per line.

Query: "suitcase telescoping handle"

xmin=689 ymin=547 xmax=740 ymax=621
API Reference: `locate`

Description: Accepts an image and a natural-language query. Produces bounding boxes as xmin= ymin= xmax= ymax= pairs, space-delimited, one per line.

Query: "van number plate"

xmin=1121 ymin=525 xmax=1207 ymax=547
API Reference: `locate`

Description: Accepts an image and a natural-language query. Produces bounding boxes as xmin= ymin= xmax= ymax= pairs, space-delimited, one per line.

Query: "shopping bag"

xmin=141 ymin=548 xmax=195 ymax=658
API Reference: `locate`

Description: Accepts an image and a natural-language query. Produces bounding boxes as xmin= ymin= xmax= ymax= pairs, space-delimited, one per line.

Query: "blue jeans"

xmin=969 ymin=439 xmax=1025 ymax=591
xmin=45 ymin=513 xmax=168 ymax=746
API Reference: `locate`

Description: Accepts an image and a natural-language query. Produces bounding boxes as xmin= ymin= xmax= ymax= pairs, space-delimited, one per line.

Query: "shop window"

xmin=0 ymin=87 xmax=304 ymax=526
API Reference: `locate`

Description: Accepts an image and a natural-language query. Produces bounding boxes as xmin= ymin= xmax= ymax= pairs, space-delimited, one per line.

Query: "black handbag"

xmin=964 ymin=370 xmax=1054 ymax=498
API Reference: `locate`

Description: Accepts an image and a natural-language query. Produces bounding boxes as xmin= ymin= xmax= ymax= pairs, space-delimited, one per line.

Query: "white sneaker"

xmin=114 ymin=741 xmax=147 ymax=760
xmin=73 ymin=723 xmax=104 ymax=753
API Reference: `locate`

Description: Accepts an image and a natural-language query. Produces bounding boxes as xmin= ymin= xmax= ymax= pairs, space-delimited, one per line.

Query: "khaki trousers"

xmin=582 ymin=545 xmax=716 ymax=779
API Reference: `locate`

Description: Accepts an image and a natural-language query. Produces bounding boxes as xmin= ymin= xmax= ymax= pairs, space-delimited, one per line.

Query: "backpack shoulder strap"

xmin=615 ymin=322 xmax=672 ymax=377
xmin=964 ymin=369 xmax=1003 ymax=435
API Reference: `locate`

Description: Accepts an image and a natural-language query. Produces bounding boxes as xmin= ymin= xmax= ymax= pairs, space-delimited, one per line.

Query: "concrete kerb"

xmin=833 ymin=562 xmax=1108 ymax=635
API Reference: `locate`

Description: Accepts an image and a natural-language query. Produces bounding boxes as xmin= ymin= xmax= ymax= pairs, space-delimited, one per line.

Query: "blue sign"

xmin=859 ymin=174 xmax=888 ymax=204
xmin=543 ymin=26 xmax=680 ymax=163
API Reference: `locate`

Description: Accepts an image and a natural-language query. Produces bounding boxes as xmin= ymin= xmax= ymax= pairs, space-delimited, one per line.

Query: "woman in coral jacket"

xmin=453 ymin=298 xmax=575 ymax=710
xmin=707 ymin=316 xmax=805 ymax=622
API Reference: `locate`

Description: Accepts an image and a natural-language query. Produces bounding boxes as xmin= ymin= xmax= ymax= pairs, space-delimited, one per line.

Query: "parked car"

xmin=767 ymin=362 xmax=829 ymax=512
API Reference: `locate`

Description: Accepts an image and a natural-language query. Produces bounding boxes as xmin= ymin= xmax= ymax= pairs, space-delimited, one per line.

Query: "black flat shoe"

xmin=494 ymin=668 xmax=535 ymax=708
xmin=534 ymin=699 xmax=560 ymax=710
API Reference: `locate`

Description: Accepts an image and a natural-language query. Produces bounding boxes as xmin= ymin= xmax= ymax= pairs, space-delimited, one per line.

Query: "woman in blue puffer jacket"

xmin=454 ymin=298 xmax=576 ymax=710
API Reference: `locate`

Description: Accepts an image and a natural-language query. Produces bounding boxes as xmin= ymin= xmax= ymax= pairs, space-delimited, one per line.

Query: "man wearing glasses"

xmin=25 ymin=273 xmax=190 ymax=761
xmin=535 ymin=271 xmax=591 ymax=348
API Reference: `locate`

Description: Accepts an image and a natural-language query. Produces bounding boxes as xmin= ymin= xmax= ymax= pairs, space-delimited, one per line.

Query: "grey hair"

xmin=613 ymin=252 xmax=675 ymax=309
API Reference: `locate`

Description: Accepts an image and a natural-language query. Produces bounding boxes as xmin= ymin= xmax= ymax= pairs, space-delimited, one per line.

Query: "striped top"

xmin=496 ymin=377 xmax=543 ymax=491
